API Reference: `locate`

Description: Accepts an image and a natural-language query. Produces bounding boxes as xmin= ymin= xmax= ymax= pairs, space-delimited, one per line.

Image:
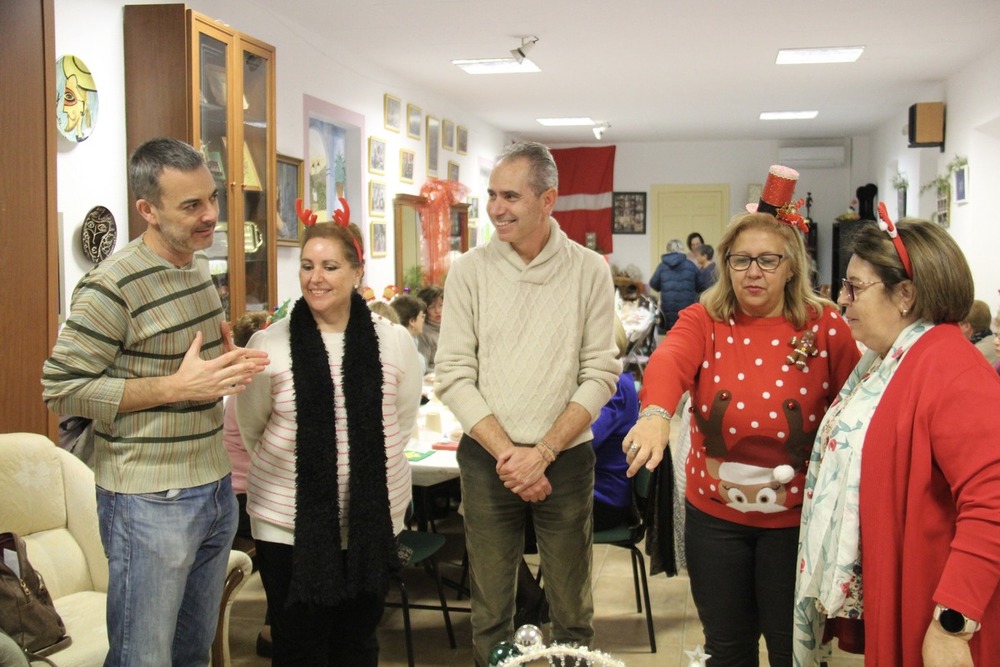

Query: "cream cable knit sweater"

xmin=435 ymin=218 xmax=621 ymax=449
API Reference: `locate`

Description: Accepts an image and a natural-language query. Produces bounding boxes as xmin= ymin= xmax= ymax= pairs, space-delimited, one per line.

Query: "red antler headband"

xmin=295 ymin=197 xmax=363 ymax=263
xmin=876 ymin=202 xmax=913 ymax=279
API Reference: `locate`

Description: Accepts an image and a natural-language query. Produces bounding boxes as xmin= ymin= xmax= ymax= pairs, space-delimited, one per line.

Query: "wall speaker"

xmin=908 ymin=102 xmax=945 ymax=149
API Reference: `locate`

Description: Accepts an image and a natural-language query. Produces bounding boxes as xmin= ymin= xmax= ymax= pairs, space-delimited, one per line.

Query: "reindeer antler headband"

xmin=295 ymin=197 xmax=363 ymax=264
xmin=876 ymin=202 xmax=913 ymax=279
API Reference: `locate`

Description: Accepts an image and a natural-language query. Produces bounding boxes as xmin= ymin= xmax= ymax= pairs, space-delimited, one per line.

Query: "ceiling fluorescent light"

xmin=760 ymin=111 xmax=819 ymax=120
xmin=537 ymin=117 xmax=595 ymax=126
xmin=776 ymin=46 xmax=864 ymax=65
xmin=453 ymin=58 xmax=540 ymax=74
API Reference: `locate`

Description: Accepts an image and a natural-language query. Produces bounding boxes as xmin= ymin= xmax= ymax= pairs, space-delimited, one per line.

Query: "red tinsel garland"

xmin=418 ymin=178 xmax=469 ymax=285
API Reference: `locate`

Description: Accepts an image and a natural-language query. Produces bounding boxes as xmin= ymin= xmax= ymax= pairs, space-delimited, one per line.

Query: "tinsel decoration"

xmin=492 ymin=625 xmax=625 ymax=667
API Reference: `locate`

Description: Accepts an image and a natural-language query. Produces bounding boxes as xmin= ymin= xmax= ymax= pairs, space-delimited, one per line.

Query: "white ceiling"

xmin=258 ymin=0 xmax=1000 ymax=144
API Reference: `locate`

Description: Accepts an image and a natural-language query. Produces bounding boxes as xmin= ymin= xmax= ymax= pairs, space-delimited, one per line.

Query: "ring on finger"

xmin=627 ymin=443 xmax=640 ymax=455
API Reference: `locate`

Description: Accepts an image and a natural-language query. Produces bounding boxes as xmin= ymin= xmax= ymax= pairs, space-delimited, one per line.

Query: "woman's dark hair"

xmin=848 ymin=218 xmax=972 ymax=324
xmin=686 ymin=232 xmax=705 ymax=250
xmin=416 ymin=285 xmax=444 ymax=307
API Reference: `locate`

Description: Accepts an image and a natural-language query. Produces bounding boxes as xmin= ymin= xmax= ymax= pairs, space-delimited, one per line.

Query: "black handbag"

xmin=0 ymin=532 xmax=71 ymax=663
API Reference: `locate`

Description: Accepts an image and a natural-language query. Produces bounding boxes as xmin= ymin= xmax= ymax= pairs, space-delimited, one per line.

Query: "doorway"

xmin=649 ymin=184 xmax=730 ymax=269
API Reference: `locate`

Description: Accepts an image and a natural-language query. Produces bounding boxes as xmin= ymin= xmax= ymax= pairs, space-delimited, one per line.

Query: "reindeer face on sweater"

xmin=692 ymin=389 xmax=815 ymax=514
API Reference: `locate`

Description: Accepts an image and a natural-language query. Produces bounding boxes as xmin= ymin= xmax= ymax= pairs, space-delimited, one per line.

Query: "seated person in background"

xmin=960 ymin=299 xmax=997 ymax=365
xmin=694 ymin=244 xmax=717 ymax=294
xmin=223 ymin=309 xmax=272 ymax=657
xmin=393 ymin=294 xmax=429 ymax=375
xmin=592 ymin=316 xmax=641 ymax=530
xmin=368 ymin=300 xmax=399 ymax=324
xmin=415 ymin=285 xmax=443 ymax=372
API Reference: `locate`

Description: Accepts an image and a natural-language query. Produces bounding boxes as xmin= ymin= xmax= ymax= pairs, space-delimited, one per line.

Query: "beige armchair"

xmin=0 ymin=433 xmax=252 ymax=666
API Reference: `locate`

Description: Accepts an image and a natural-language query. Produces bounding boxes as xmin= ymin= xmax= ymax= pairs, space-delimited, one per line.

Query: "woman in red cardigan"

xmin=794 ymin=208 xmax=1000 ymax=666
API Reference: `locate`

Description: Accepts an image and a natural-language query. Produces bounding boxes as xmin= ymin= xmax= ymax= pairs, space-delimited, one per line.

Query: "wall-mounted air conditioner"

xmin=776 ymin=145 xmax=846 ymax=169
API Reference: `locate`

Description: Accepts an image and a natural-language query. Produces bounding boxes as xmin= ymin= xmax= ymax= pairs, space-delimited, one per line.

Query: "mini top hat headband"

xmin=876 ymin=202 xmax=913 ymax=279
xmin=295 ymin=197 xmax=363 ymax=264
xmin=747 ymin=165 xmax=809 ymax=233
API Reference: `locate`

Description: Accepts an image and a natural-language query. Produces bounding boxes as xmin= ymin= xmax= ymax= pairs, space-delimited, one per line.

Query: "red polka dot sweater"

xmin=642 ymin=303 xmax=859 ymax=528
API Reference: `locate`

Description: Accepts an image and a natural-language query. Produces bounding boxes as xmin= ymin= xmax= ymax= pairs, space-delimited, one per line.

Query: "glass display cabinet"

xmin=124 ymin=3 xmax=277 ymax=321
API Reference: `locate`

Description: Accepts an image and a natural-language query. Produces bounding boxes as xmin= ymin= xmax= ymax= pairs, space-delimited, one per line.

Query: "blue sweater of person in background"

xmin=592 ymin=371 xmax=640 ymax=530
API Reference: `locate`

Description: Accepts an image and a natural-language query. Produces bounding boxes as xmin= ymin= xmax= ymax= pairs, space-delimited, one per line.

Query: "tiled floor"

xmin=227 ymin=511 xmax=865 ymax=666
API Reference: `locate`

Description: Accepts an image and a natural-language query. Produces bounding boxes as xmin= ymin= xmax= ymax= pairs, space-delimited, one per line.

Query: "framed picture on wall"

xmin=276 ymin=154 xmax=304 ymax=246
xmin=304 ymin=95 xmax=364 ymax=224
xmin=442 ymin=118 xmax=456 ymax=151
xmin=457 ymin=126 xmax=468 ymax=155
xmin=383 ymin=94 xmax=401 ymax=133
xmin=611 ymin=192 xmax=646 ymax=234
xmin=400 ymin=148 xmax=415 ymax=184
xmin=369 ymin=179 xmax=386 ymax=217
xmin=370 ymin=220 xmax=387 ymax=257
xmin=407 ymin=104 xmax=422 ymax=139
xmin=426 ymin=115 xmax=440 ymax=176
xmin=954 ymin=165 xmax=969 ymax=205
xmin=468 ymin=195 xmax=479 ymax=221
xmin=448 ymin=160 xmax=459 ymax=182
xmin=368 ymin=136 xmax=386 ymax=175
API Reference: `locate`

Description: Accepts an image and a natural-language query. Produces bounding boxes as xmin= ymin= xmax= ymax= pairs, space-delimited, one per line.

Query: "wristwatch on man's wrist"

xmin=934 ymin=604 xmax=981 ymax=634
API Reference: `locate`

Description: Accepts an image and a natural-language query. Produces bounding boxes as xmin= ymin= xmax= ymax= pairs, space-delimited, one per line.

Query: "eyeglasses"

xmin=726 ymin=253 xmax=785 ymax=272
xmin=841 ymin=278 xmax=884 ymax=302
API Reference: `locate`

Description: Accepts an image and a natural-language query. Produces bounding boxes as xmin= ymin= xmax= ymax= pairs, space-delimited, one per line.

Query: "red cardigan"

xmin=860 ymin=323 xmax=1000 ymax=664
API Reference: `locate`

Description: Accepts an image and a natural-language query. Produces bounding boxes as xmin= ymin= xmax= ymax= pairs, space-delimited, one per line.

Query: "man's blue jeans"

xmin=97 ymin=475 xmax=238 ymax=667
xmin=458 ymin=436 xmax=595 ymax=667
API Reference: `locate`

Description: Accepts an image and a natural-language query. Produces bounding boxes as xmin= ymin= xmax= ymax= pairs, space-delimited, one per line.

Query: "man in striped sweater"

xmin=41 ymin=137 xmax=268 ymax=667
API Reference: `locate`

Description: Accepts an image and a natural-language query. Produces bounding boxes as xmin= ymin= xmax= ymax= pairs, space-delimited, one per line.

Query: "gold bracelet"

xmin=536 ymin=439 xmax=558 ymax=463
xmin=639 ymin=405 xmax=672 ymax=421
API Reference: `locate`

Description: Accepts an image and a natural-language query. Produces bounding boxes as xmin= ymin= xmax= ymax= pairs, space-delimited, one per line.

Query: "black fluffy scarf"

xmin=288 ymin=291 xmax=395 ymax=606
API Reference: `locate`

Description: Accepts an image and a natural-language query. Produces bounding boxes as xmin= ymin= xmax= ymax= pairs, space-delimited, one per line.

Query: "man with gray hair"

xmin=649 ymin=237 xmax=699 ymax=333
xmin=42 ymin=137 xmax=268 ymax=666
xmin=435 ymin=141 xmax=620 ymax=665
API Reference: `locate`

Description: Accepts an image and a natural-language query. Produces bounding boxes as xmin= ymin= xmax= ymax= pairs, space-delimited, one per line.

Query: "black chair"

xmin=385 ymin=530 xmax=456 ymax=667
xmin=592 ymin=466 xmax=656 ymax=652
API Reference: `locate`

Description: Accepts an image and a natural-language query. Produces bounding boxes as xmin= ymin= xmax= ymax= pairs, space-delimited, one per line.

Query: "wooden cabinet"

xmin=124 ymin=3 xmax=276 ymax=321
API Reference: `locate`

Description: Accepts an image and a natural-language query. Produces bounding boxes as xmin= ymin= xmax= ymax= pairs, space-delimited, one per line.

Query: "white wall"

xmin=53 ymin=0 xmax=506 ymax=312
xmin=604 ymin=139 xmax=861 ymax=287
xmin=870 ymin=41 xmax=1000 ymax=311
xmin=52 ymin=2 xmax=1000 ymax=314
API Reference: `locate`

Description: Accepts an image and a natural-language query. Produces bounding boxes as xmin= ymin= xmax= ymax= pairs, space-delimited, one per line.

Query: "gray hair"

xmin=128 ymin=137 xmax=206 ymax=206
xmin=667 ymin=239 xmax=685 ymax=253
xmin=496 ymin=141 xmax=558 ymax=196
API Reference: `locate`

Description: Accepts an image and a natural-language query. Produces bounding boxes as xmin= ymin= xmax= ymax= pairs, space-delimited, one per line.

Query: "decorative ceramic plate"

xmin=81 ymin=205 xmax=116 ymax=263
xmin=56 ymin=55 xmax=99 ymax=142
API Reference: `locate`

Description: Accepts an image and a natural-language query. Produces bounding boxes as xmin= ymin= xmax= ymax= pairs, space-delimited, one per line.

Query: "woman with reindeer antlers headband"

xmin=622 ymin=166 xmax=860 ymax=665
xmin=236 ymin=198 xmax=423 ymax=665
xmin=794 ymin=207 xmax=1000 ymax=666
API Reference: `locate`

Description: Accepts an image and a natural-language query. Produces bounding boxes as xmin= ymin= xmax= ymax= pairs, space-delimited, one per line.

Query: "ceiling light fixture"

xmin=537 ymin=117 xmax=595 ymax=126
xmin=776 ymin=46 xmax=864 ymax=65
xmin=593 ymin=123 xmax=610 ymax=140
xmin=760 ymin=111 xmax=819 ymax=120
xmin=510 ymin=36 xmax=539 ymax=63
xmin=452 ymin=58 xmax=540 ymax=74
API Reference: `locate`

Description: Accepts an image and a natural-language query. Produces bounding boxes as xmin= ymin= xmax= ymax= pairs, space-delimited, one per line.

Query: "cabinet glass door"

xmin=198 ymin=32 xmax=232 ymax=319
xmin=240 ymin=44 xmax=271 ymax=313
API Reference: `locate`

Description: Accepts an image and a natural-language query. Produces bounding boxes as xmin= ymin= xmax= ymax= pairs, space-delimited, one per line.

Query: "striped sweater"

xmin=41 ymin=236 xmax=230 ymax=493
xmin=236 ymin=312 xmax=423 ymax=545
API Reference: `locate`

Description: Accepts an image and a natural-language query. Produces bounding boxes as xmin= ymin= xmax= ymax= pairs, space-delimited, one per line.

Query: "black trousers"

xmin=255 ymin=540 xmax=384 ymax=667
xmin=685 ymin=503 xmax=797 ymax=666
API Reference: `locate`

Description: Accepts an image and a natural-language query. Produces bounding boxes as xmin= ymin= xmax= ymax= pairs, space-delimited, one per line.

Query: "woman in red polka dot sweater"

xmin=622 ymin=167 xmax=860 ymax=666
